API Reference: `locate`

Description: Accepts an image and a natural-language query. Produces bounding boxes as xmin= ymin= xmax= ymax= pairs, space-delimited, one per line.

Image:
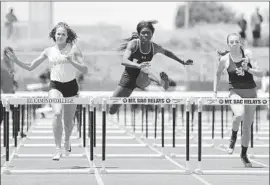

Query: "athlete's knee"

xmin=109 ymin=105 xmax=119 ymax=115
xmin=53 ymin=110 xmax=62 ymax=118
xmin=233 ymin=114 xmax=243 ymax=122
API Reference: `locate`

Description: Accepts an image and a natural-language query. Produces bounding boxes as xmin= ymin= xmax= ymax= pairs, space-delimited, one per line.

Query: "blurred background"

xmin=1 ymin=2 xmax=269 ymax=92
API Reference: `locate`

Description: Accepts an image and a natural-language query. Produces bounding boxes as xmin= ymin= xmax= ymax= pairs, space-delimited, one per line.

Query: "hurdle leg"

xmin=26 ymin=105 xmax=29 ymax=132
xmin=225 ymin=105 xmax=228 ymax=128
xmin=100 ymin=99 xmax=107 ymax=174
xmin=5 ymin=104 xmax=10 ymax=168
xmin=221 ymin=105 xmax=224 ymax=140
xmin=153 ymin=105 xmax=158 ymax=147
xmin=185 ymin=100 xmax=191 ymax=174
xmin=145 ymin=105 xmax=149 ymax=139
xmin=140 ymin=105 xmax=144 ymax=139
xmin=94 ymin=107 xmax=96 ymax=147
xmin=211 ymin=106 xmax=215 ymax=147
xmin=172 ymin=104 xmax=176 ymax=148
xmin=255 ymin=106 xmax=259 ymax=140
xmin=21 ymin=105 xmax=25 ymax=138
xmin=124 ymin=104 xmax=127 ymax=126
xmin=181 ymin=104 xmax=184 ymax=127
xmin=82 ymin=105 xmax=86 ymax=148
xmin=161 ymin=105 xmax=165 ymax=149
xmin=3 ymin=106 xmax=7 ymax=148
xmin=14 ymin=105 xmax=19 ymax=148
xmin=132 ymin=106 xmax=136 ymax=133
xmin=195 ymin=99 xmax=203 ymax=175
xmin=89 ymin=101 xmax=94 ymax=171
xmin=79 ymin=105 xmax=82 ymax=138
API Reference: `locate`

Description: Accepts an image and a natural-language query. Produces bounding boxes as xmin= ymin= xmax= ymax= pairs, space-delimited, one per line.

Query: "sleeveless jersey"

xmin=44 ymin=43 xmax=78 ymax=83
xmin=119 ymin=39 xmax=154 ymax=89
xmin=226 ymin=50 xmax=256 ymax=89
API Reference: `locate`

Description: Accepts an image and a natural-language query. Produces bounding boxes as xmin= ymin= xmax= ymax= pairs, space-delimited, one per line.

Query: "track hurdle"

xmin=194 ymin=98 xmax=269 ymax=175
xmin=1 ymin=96 xmax=94 ymax=175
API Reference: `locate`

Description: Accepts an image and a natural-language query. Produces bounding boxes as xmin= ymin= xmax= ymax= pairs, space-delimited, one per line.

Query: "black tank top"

xmin=120 ymin=39 xmax=154 ymax=86
xmin=227 ymin=50 xmax=256 ymax=89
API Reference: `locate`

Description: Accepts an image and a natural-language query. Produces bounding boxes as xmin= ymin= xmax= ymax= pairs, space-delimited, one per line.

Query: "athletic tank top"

xmin=226 ymin=49 xmax=256 ymax=89
xmin=44 ymin=43 xmax=78 ymax=83
xmin=122 ymin=39 xmax=155 ymax=81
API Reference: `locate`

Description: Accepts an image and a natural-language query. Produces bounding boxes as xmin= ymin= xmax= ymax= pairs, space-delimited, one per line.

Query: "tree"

xmin=175 ymin=2 xmax=236 ymax=28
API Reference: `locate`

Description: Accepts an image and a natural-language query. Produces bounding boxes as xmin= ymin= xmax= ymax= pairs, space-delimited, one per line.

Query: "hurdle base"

xmin=184 ymin=169 xmax=192 ymax=175
xmin=99 ymin=169 xmax=189 ymax=174
xmin=210 ymin=141 xmax=215 ymax=148
xmin=170 ymin=153 xmax=176 ymax=158
xmin=194 ymin=168 xmax=203 ymax=175
xmin=3 ymin=169 xmax=94 ymax=175
xmin=185 ymin=161 xmax=192 ymax=174
xmin=4 ymin=169 xmax=12 ymax=175
xmin=13 ymin=153 xmax=87 ymax=158
xmin=95 ymin=154 xmax=164 ymax=159
xmin=100 ymin=168 xmax=107 ymax=174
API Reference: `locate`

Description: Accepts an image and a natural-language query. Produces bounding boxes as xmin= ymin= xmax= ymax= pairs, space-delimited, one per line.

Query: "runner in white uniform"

xmin=6 ymin=22 xmax=88 ymax=161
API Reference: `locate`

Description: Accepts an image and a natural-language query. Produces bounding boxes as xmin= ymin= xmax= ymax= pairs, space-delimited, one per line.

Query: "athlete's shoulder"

xmin=152 ymin=42 xmax=164 ymax=54
xmin=127 ymin=39 xmax=139 ymax=52
xmin=42 ymin=46 xmax=54 ymax=56
xmin=70 ymin=43 xmax=80 ymax=52
xmin=219 ymin=53 xmax=229 ymax=63
xmin=243 ymin=48 xmax=253 ymax=59
xmin=152 ymin=42 xmax=161 ymax=48
xmin=129 ymin=39 xmax=139 ymax=47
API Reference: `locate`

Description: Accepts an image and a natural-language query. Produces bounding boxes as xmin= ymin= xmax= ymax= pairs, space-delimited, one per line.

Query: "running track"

xmin=1 ymin=105 xmax=269 ymax=185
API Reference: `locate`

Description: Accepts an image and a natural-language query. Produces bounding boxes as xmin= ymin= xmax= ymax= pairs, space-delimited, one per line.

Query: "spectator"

xmin=237 ymin=13 xmax=247 ymax=46
xmin=251 ymin=7 xmax=263 ymax=47
xmin=5 ymin=7 xmax=18 ymax=40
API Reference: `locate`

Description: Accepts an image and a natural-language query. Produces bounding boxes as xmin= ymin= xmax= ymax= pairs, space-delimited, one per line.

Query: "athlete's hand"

xmin=64 ymin=52 xmax=73 ymax=61
xmin=241 ymin=58 xmax=249 ymax=71
xmin=184 ymin=59 xmax=193 ymax=65
xmin=5 ymin=49 xmax=17 ymax=61
xmin=139 ymin=62 xmax=151 ymax=68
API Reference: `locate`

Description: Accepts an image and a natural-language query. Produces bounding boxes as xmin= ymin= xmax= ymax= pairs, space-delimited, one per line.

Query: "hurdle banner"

xmin=2 ymin=96 xmax=269 ymax=105
xmin=105 ymin=97 xmax=269 ymax=105
xmin=7 ymin=97 xmax=92 ymax=105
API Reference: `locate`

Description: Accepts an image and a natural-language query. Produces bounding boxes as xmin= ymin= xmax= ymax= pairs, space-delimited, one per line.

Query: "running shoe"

xmin=52 ymin=148 xmax=62 ymax=161
xmin=241 ymin=154 xmax=252 ymax=168
xmin=64 ymin=141 xmax=72 ymax=156
xmin=227 ymin=138 xmax=236 ymax=154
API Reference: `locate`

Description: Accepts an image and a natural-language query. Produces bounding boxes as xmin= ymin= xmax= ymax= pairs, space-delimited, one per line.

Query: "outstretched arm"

xmin=66 ymin=45 xmax=88 ymax=74
xmin=153 ymin=43 xmax=193 ymax=66
xmin=214 ymin=56 xmax=226 ymax=95
xmin=6 ymin=49 xmax=47 ymax=71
